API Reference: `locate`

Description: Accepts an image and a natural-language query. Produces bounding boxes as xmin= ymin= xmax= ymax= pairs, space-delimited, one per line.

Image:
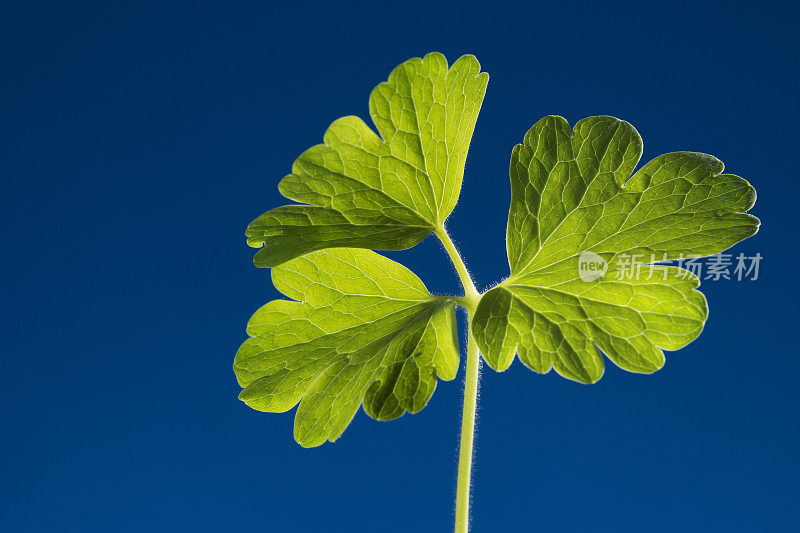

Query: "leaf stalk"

xmin=435 ymin=225 xmax=481 ymax=533
xmin=435 ymin=227 xmax=480 ymax=310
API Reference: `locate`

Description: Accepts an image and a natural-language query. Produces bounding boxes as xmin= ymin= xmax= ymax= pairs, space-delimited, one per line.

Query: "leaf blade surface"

xmin=235 ymin=248 xmax=459 ymax=446
xmin=247 ymin=53 xmax=488 ymax=267
xmin=473 ymin=115 xmax=759 ymax=382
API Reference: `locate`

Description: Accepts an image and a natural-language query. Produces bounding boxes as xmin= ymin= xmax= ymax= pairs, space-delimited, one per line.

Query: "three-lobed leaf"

xmin=236 ymin=53 xmax=760 ymax=447
xmin=472 ymin=115 xmax=759 ymax=383
xmin=245 ymin=52 xmax=488 ymax=268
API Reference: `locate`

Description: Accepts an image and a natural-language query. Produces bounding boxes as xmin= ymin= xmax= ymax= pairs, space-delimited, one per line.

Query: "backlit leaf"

xmin=234 ymin=248 xmax=459 ymax=447
xmin=246 ymin=52 xmax=488 ymax=267
xmin=472 ymin=115 xmax=759 ymax=383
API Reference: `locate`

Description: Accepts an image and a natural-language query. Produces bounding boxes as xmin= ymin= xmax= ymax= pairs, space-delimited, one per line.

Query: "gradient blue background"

xmin=2 ymin=1 xmax=797 ymax=531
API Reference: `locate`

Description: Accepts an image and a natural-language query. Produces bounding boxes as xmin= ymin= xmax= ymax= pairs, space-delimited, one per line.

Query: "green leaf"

xmin=246 ymin=52 xmax=489 ymax=267
xmin=234 ymin=248 xmax=459 ymax=447
xmin=472 ymin=115 xmax=759 ymax=383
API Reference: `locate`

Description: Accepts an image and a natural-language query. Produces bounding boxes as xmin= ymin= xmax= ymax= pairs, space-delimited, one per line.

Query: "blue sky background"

xmin=2 ymin=1 xmax=798 ymax=531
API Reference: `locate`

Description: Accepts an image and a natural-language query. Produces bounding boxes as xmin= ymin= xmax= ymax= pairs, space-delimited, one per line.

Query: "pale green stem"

xmin=434 ymin=226 xmax=481 ymax=533
xmin=455 ymin=316 xmax=480 ymax=533
xmin=435 ymin=227 xmax=480 ymax=307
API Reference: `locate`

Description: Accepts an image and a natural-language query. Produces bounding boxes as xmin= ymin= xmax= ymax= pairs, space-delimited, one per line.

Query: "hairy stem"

xmin=455 ymin=316 xmax=480 ymax=533
xmin=435 ymin=227 xmax=480 ymax=307
xmin=435 ymin=226 xmax=481 ymax=533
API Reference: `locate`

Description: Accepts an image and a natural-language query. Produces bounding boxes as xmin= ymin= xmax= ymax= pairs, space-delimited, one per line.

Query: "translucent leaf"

xmin=473 ymin=116 xmax=759 ymax=382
